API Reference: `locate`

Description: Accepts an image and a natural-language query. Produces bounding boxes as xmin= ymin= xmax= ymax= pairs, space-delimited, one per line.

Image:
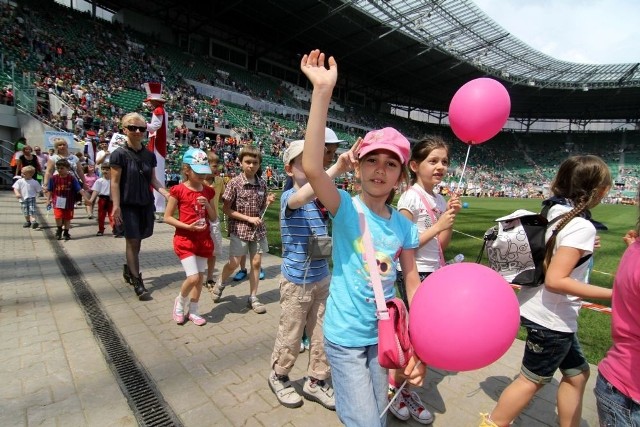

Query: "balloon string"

xmin=456 ymin=144 xmax=472 ymax=193
xmin=379 ymin=361 xmax=423 ymax=419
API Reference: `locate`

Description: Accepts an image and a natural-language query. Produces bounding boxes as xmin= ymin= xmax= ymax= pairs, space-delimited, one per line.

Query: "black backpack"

xmin=477 ymin=206 xmax=590 ymax=287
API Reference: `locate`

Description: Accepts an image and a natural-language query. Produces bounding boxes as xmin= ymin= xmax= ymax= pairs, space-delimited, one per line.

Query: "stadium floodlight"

xmin=527 ymin=80 xmax=536 ymax=86
xmin=582 ymin=85 xmax=589 ymax=92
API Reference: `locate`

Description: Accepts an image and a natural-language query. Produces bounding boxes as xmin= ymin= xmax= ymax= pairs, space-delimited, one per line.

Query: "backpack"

xmin=477 ymin=206 xmax=591 ymax=287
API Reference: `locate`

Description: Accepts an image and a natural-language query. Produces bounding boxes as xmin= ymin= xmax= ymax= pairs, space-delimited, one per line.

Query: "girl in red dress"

xmin=164 ymin=148 xmax=216 ymax=326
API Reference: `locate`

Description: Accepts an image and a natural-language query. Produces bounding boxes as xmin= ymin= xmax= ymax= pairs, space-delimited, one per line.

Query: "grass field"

xmin=241 ymin=193 xmax=637 ymax=365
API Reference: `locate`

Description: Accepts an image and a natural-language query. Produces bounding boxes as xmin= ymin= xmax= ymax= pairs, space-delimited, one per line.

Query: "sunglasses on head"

xmin=126 ymin=125 xmax=146 ymax=132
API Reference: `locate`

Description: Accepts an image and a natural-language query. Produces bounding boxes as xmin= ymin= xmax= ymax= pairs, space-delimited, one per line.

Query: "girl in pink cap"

xmin=301 ymin=48 xmax=425 ymax=427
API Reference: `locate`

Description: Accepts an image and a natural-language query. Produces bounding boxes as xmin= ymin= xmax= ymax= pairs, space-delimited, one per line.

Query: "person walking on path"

xmin=110 ymin=112 xmax=170 ymax=301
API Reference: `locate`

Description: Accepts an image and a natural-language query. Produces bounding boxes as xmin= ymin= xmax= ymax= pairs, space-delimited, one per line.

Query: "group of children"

xmin=293 ymin=48 xmax=627 ymax=427
xmin=14 ymin=48 xmax=634 ymax=427
xmin=13 ymin=158 xmax=118 ymax=240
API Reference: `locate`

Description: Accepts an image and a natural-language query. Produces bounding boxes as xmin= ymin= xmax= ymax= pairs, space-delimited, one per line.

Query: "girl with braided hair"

xmin=481 ymin=155 xmax=613 ymax=427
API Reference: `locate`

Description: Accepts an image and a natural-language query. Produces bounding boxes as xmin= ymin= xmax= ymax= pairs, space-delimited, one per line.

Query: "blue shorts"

xmin=520 ymin=317 xmax=589 ymax=384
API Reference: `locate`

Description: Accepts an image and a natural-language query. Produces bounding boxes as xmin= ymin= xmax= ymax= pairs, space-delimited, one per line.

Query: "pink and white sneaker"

xmin=173 ymin=296 xmax=188 ymax=324
xmin=188 ymin=312 xmax=207 ymax=326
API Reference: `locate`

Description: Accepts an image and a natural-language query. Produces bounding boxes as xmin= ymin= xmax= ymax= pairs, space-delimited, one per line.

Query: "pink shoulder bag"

xmin=354 ymin=197 xmax=413 ymax=369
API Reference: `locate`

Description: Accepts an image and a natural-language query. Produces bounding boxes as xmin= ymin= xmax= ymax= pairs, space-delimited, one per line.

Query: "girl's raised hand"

xmin=300 ymin=49 xmax=337 ymax=89
xmin=335 ymin=137 xmax=362 ymax=173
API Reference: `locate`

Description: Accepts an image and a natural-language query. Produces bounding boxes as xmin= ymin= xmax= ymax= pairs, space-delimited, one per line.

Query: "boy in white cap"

xmin=268 ymin=138 xmax=356 ymax=410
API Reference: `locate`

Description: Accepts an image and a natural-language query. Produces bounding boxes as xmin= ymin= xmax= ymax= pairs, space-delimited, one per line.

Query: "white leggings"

xmin=180 ymin=255 xmax=207 ymax=277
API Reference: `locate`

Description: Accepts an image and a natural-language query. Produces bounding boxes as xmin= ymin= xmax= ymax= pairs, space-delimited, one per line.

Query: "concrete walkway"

xmin=0 ymin=190 xmax=600 ymax=426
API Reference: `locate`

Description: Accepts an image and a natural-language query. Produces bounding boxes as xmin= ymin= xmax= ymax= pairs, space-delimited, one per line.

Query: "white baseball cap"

xmin=325 ymin=128 xmax=345 ymax=144
xmin=283 ymin=140 xmax=305 ymax=165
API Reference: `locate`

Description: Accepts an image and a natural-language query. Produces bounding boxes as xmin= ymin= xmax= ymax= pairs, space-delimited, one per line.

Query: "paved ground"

xmin=0 ymin=190 xmax=601 ymax=426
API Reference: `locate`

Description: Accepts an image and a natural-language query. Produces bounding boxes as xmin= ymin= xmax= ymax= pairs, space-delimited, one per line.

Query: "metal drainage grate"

xmin=44 ymin=222 xmax=183 ymax=427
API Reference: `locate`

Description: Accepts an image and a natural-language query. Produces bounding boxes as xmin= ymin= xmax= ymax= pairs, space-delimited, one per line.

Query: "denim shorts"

xmin=520 ymin=317 xmax=589 ymax=384
xmin=594 ymin=373 xmax=640 ymax=427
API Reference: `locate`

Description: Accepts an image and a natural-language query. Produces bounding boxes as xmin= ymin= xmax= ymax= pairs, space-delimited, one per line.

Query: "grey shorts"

xmin=229 ymin=234 xmax=268 ymax=257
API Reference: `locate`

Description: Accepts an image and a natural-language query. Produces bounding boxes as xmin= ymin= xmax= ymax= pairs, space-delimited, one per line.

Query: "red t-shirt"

xmin=170 ymin=183 xmax=215 ymax=259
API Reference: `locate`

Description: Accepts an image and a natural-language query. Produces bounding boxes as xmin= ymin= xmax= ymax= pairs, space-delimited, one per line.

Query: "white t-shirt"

xmin=13 ymin=178 xmax=42 ymax=200
xmin=91 ymin=177 xmax=111 ymax=196
xmin=396 ymin=184 xmax=447 ymax=272
xmin=519 ymin=204 xmax=595 ymax=333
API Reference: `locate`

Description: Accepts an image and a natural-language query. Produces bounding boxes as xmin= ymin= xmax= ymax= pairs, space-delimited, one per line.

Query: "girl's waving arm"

xmin=301 ymin=49 xmax=342 ymax=216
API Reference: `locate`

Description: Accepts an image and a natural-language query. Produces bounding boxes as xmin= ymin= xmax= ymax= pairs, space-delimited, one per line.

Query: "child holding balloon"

xmin=389 ymin=136 xmax=461 ymax=424
xmin=300 ymin=48 xmax=425 ymax=427
xmin=481 ymin=155 xmax=614 ymax=427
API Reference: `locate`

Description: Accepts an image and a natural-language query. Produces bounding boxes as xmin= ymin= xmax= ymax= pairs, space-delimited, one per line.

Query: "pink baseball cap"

xmin=358 ymin=127 xmax=410 ymax=165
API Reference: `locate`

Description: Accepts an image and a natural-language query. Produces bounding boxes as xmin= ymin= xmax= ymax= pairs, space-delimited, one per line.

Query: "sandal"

xmin=247 ymin=296 xmax=266 ymax=314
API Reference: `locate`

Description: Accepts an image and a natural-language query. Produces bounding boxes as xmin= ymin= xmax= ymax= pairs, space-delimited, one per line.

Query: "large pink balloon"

xmin=409 ymin=263 xmax=519 ymax=371
xmin=448 ymin=78 xmax=511 ymax=145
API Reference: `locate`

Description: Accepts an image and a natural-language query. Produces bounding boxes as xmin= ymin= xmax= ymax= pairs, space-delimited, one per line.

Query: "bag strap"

xmin=353 ymin=197 xmax=389 ymax=321
xmin=409 ymin=187 xmax=446 ymax=267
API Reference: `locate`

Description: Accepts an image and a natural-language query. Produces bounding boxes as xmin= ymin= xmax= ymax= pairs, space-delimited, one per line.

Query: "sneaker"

xmin=204 ymin=279 xmax=215 ymax=289
xmin=23 ymin=221 xmax=31 ymax=228
xmin=299 ymin=341 xmax=306 ymax=353
xmin=173 ymin=296 xmax=186 ymax=324
xmin=211 ymin=282 xmax=226 ymax=303
xmin=31 ymin=222 xmax=39 ymax=229
xmin=479 ymin=413 xmax=499 ymax=427
xmin=302 ymin=377 xmax=335 ymax=410
xmin=96 ymin=231 xmax=104 ymax=236
xmin=389 ymin=388 xmax=410 ymax=421
xmin=247 ymin=296 xmax=266 ymax=314
xmin=268 ymin=371 xmax=303 ymax=408
xmin=233 ymin=269 xmax=248 ymax=281
xmin=400 ymin=389 xmax=433 ymax=424
xmin=188 ymin=312 xmax=207 ymax=326
xmin=259 ymin=268 xmax=265 ymax=280
xmin=88 ymin=215 xmax=94 ymax=219
xmin=63 ymin=231 xmax=71 ymax=241
xmin=302 ymin=335 xmax=310 ymax=351
xmin=55 ymin=229 xmax=62 ymax=240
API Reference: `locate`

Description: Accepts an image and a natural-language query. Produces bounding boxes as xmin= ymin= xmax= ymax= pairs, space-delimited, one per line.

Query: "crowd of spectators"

xmin=1 ymin=0 xmax=639 ymax=199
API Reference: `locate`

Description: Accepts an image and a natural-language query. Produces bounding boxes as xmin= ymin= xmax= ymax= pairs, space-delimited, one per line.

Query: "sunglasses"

xmin=126 ymin=125 xmax=146 ymax=132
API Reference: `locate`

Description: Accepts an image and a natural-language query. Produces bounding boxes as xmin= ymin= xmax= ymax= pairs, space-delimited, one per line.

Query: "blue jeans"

xmin=324 ymin=338 xmax=388 ymax=427
xmin=595 ymin=373 xmax=640 ymax=426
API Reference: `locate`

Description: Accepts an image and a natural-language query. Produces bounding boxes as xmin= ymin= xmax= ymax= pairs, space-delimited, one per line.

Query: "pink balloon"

xmin=409 ymin=263 xmax=520 ymax=371
xmin=448 ymin=78 xmax=511 ymax=145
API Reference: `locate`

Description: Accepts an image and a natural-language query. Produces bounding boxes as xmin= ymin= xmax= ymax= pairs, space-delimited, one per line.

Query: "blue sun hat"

xmin=183 ymin=148 xmax=212 ymax=174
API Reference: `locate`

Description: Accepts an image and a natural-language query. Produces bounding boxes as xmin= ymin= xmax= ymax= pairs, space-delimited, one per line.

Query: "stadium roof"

xmin=91 ymin=0 xmax=640 ymax=121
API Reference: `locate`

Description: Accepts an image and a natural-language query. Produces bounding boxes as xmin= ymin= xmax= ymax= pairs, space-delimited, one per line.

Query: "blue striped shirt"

xmin=280 ymin=188 xmax=330 ymax=284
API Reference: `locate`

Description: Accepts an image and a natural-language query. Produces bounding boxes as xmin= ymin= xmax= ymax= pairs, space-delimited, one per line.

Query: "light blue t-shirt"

xmin=280 ymin=188 xmax=330 ymax=284
xmin=323 ymin=191 xmax=419 ymax=347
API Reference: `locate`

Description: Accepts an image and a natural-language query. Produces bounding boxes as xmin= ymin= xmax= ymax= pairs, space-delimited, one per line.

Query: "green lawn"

xmin=227 ymin=193 xmax=635 ymax=365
